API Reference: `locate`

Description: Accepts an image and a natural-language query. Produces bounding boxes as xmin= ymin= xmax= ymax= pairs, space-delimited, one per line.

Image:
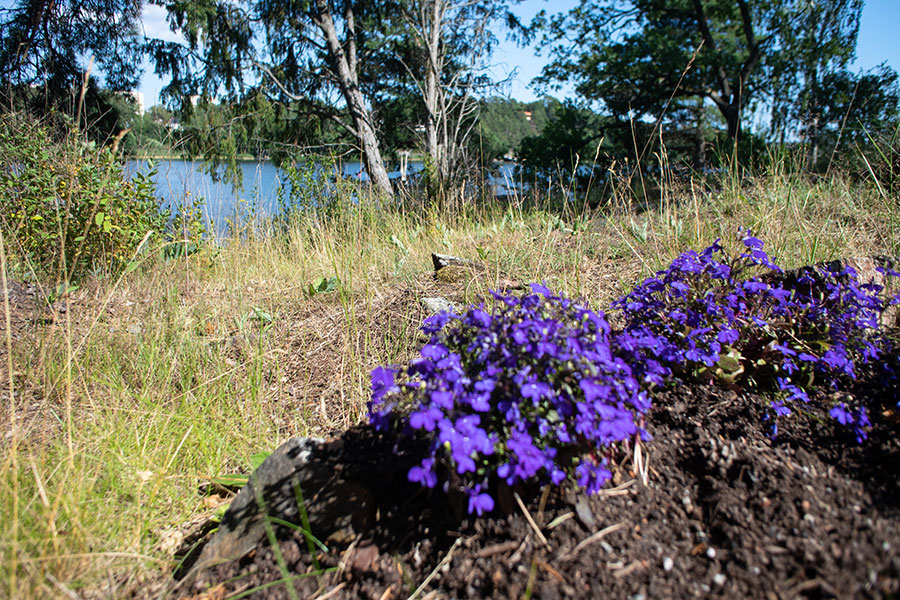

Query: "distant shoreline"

xmin=129 ymin=152 xmax=430 ymax=163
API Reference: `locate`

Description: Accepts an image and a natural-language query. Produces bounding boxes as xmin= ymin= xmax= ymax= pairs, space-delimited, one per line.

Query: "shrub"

xmin=0 ymin=112 xmax=170 ymax=280
xmin=369 ymin=233 xmax=899 ymax=516
xmin=369 ymin=285 xmax=650 ymax=516
xmin=613 ymin=231 xmax=900 ymax=441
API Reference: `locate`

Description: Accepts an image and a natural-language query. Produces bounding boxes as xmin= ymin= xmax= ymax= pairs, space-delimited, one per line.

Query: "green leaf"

xmin=250 ymin=307 xmax=274 ymax=324
xmin=390 ymin=234 xmax=408 ymax=255
xmin=250 ymin=451 xmax=271 ymax=471
xmin=308 ymin=276 xmax=339 ymax=295
xmin=210 ymin=473 xmax=249 ymax=488
xmin=95 ymin=212 xmax=105 ymax=227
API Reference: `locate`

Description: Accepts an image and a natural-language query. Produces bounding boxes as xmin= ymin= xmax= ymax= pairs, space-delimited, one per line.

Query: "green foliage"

xmin=0 ymin=0 xmax=145 ymax=147
xmin=210 ymin=451 xmax=272 ymax=489
xmin=475 ymin=97 xmax=555 ymax=162
xmin=530 ymin=0 xmax=897 ymax=169
xmin=0 ymin=113 xmax=170 ymax=279
xmin=308 ymin=276 xmax=340 ymax=296
xmin=518 ymin=101 xmax=606 ymax=179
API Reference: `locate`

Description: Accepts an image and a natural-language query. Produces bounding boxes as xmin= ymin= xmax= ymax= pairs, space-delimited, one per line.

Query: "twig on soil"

xmin=310 ymin=582 xmax=346 ymax=600
xmin=514 ymin=492 xmax=550 ymax=548
xmin=407 ymin=537 xmax=462 ymax=600
xmin=596 ymin=479 xmax=636 ymax=497
xmin=507 ymin=537 xmax=530 ymax=566
xmin=534 ymin=558 xmax=566 ymax=583
xmin=336 ymin=535 xmax=361 ymax=577
xmin=611 ymin=560 xmax=646 ymax=579
xmin=547 ymin=512 xmax=574 ymax=529
xmin=559 ymin=521 xmax=628 ymax=561
xmin=476 ymin=541 xmax=520 ymax=558
xmin=634 ymin=437 xmax=649 ymax=486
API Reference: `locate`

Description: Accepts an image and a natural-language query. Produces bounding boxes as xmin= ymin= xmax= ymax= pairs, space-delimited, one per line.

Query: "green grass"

xmin=1 ymin=152 xmax=898 ymax=598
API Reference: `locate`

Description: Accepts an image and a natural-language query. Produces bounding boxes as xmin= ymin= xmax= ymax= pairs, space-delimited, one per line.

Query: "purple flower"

xmin=422 ymin=311 xmax=454 ymax=334
xmin=370 ymin=366 xmax=398 ymax=405
xmin=529 ymin=282 xmax=552 ymax=296
xmin=742 ymin=235 xmax=764 ymax=250
xmin=716 ymin=328 xmax=739 ymax=345
xmin=468 ymin=488 xmax=495 ymax=516
xmin=829 ymin=403 xmax=851 ymax=425
xmin=420 ymin=343 xmax=448 ymax=360
xmin=521 ymin=381 xmax=551 ymax=401
xmin=410 ymin=405 xmax=443 ymax=432
xmin=408 ymin=458 xmax=438 ymax=488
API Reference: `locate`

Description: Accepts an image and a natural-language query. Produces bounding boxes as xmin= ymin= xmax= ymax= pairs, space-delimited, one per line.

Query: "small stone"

xmin=713 ymin=573 xmax=726 ymax=586
xmin=599 ymin=541 xmax=614 ymax=554
xmin=421 ymin=296 xmax=461 ymax=315
xmin=663 ymin=557 xmax=674 ymax=572
xmin=706 ymin=547 xmax=717 ymax=559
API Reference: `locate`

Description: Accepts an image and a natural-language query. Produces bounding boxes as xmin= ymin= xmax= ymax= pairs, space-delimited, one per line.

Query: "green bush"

xmin=0 ymin=112 xmax=170 ymax=279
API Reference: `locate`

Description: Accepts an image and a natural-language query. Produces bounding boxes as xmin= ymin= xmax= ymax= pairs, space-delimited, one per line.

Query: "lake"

xmin=127 ymin=158 xmax=518 ymax=237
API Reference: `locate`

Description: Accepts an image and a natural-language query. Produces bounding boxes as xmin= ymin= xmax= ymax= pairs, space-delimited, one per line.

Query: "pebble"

xmin=713 ymin=573 xmax=727 ymax=586
xmin=663 ymin=557 xmax=674 ymax=572
xmin=706 ymin=547 xmax=717 ymax=559
xmin=600 ymin=541 xmax=614 ymax=554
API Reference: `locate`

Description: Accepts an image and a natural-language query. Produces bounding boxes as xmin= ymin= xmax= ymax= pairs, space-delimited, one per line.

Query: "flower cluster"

xmin=613 ymin=230 xmax=900 ymax=441
xmin=369 ymin=284 xmax=649 ymax=515
xmin=368 ymin=233 xmax=898 ymax=517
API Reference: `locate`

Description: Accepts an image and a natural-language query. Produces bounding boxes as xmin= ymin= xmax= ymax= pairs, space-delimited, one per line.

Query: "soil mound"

xmin=167 ymin=382 xmax=900 ymax=599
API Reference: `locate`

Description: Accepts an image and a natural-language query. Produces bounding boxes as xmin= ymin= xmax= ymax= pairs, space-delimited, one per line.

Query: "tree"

xmin=767 ymin=0 xmax=863 ymax=167
xmin=531 ymin=0 xmax=891 ymax=168
xmin=812 ymin=65 xmax=899 ymax=171
xmin=0 ymin=0 xmax=145 ymax=139
xmin=532 ymin=0 xmax=780 ymax=144
xmin=517 ymin=100 xmax=606 ymax=181
xmin=395 ymin=0 xmax=507 ymax=198
xmin=152 ymin=0 xmax=518 ymax=200
xmin=475 ymin=97 xmax=553 ymax=162
xmin=151 ymin=0 xmax=395 ymax=196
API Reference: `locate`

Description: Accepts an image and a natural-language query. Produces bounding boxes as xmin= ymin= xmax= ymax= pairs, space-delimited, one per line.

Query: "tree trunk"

xmin=312 ymin=0 xmax=393 ymax=198
xmin=422 ymin=0 xmax=448 ymax=198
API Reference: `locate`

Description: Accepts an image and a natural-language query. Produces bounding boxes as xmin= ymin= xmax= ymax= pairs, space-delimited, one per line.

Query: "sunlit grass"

xmin=2 ymin=152 xmax=898 ymax=597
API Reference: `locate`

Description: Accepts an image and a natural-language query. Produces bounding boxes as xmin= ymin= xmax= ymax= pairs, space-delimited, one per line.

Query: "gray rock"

xmin=421 ymin=296 xmax=462 ymax=315
xmin=184 ymin=436 xmax=375 ymax=579
xmin=431 ymin=252 xmax=485 ymax=272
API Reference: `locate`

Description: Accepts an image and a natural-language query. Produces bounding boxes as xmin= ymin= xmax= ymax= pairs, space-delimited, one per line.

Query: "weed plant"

xmin=0 ymin=113 xmax=171 ymax=281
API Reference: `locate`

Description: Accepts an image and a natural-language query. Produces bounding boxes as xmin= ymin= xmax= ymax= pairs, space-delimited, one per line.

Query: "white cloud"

xmin=141 ymin=2 xmax=186 ymax=45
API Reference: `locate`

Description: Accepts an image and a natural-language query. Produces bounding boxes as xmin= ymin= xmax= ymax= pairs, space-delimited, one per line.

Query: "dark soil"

xmin=163 ymin=379 xmax=900 ymax=600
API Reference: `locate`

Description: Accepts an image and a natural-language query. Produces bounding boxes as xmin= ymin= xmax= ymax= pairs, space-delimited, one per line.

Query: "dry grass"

xmin=1 ymin=160 xmax=898 ymax=598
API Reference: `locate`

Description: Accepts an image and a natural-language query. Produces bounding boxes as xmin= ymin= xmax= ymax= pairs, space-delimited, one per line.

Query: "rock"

xmin=182 ymin=436 xmax=375 ymax=581
xmin=434 ymin=264 xmax=477 ymax=284
xmin=430 ymin=252 xmax=523 ymax=291
xmin=431 ymin=253 xmax=485 ymax=272
xmin=421 ymin=296 xmax=462 ymax=315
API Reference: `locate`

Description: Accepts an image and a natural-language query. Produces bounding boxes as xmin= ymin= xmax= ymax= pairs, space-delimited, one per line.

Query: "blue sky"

xmin=136 ymin=0 xmax=900 ymax=107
